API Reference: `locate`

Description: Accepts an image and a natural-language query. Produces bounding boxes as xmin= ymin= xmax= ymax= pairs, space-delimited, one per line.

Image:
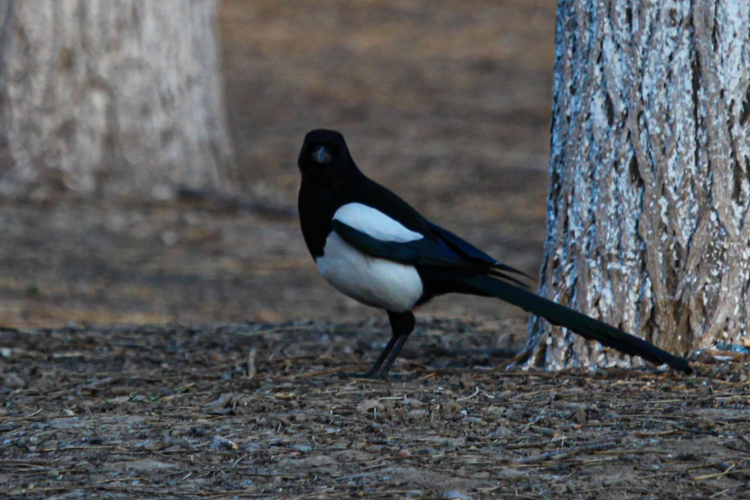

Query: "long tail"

xmin=464 ymin=274 xmax=692 ymax=373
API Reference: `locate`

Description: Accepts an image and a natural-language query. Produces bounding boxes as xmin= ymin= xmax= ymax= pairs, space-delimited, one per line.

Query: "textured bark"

xmin=0 ymin=0 xmax=232 ymax=201
xmin=527 ymin=0 xmax=750 ymax=369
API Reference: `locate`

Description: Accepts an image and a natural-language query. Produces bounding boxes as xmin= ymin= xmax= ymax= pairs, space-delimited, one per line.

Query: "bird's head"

xmin=298 ymin=129 xmax=357 ymax=186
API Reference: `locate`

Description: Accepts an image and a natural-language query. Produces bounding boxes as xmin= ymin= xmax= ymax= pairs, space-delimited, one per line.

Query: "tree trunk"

xmin=0 ymin=0 xmax=232 ymax=201
xmin=526 ymin=0 xmax=750 ymax=370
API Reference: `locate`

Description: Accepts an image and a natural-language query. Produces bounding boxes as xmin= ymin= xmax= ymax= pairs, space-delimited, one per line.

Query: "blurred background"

xmin=0 ymin=0 xmax=555 ymax=329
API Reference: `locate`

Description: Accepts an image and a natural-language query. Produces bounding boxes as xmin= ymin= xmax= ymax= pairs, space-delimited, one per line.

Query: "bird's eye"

xmin=311 ymin=145 xmax=334 ymax=165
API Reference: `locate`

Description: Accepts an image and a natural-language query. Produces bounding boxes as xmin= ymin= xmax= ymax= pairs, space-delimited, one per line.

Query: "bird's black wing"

xmin=332 ymin=220 xmax=528 ymax=287
xmin=428 ymin=222 xmax=531 ymax=280
xmin=347 ymin=175 xmax=529 ymax=282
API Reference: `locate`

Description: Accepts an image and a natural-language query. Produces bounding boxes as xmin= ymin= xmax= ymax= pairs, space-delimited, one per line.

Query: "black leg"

xmin=373 ymin=329 xmax=411 ymax=379
xmin=377 ymin=311 xmax=416 ymax=379
xmin=347 ymin=311 xmax=416 ymax=380
xmin=375 ymin=311 xmax=416 ymax=379
xmin=347 ymin=332 xmax=400 ymax=379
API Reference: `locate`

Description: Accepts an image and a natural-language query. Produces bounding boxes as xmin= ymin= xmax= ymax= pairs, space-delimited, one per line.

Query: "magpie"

xmin=297 ymin=129 xmax=692 ymax=379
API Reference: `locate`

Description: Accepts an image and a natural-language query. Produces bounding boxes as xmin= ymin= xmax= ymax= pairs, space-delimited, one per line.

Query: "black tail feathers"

xmin=465 ymin=275 xmax=692 ymax=374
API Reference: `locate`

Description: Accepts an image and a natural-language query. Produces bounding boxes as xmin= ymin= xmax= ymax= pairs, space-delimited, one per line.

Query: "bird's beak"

xmin=311 ymin=145 xmax=333 ymax=165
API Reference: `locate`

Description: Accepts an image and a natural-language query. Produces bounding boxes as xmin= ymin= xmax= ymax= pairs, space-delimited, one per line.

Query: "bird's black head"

xmin=298 ymin=129 xmax=358 ymax=187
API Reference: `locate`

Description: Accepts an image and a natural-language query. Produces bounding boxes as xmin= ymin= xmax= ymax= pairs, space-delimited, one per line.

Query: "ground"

xmin=1 ymin=1 xmax=749 ymax=499
xmin=1 ymin=324 xmax=749 ymax=499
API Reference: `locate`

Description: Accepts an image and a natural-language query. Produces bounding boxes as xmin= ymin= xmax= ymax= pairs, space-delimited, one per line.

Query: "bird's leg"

xmin=373 ymin=311 xmax=416 ymax=379
xmin=347 ymin=311 xmax=416 ymax=379
xmin=347 ymin=332 xmax=400 ymax=379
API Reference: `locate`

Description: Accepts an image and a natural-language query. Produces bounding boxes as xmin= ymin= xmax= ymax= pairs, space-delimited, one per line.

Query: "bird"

xmin=296 ymin=129 xmax=692 ymax=379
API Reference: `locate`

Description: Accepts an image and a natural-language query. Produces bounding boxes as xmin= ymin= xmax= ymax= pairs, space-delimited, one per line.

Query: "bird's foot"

xmin=340 ymin=370 xmax=383 ymax=380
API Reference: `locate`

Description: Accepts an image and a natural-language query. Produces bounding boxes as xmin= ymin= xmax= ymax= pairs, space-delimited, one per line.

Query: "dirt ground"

xmin=1 ymin=324 xmax=749 ymax=499
xmin=2 ymin=1 xmax=749 ymax=499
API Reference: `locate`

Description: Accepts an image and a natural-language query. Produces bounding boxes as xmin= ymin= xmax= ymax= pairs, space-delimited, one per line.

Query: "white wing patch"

xmin=317 ymin=232 xmax=423 ymax=312
xmin=333 ymin=203 xmax=423 ymax=243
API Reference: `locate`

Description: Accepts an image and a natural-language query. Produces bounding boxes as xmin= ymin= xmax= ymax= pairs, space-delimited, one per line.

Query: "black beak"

xmin=311 ymin=146 xmax=333 ymax=165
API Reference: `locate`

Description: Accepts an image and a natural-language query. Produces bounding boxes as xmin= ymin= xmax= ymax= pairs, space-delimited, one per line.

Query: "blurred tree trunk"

xmin=526 ymin=0 xmax=750 ymax=370
xmin=0 ymin=0 xmax=232 ymax=201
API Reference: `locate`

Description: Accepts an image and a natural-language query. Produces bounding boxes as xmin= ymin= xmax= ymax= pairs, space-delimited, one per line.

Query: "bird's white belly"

xmin=316 ymin=232 xmax=423 ymax=312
